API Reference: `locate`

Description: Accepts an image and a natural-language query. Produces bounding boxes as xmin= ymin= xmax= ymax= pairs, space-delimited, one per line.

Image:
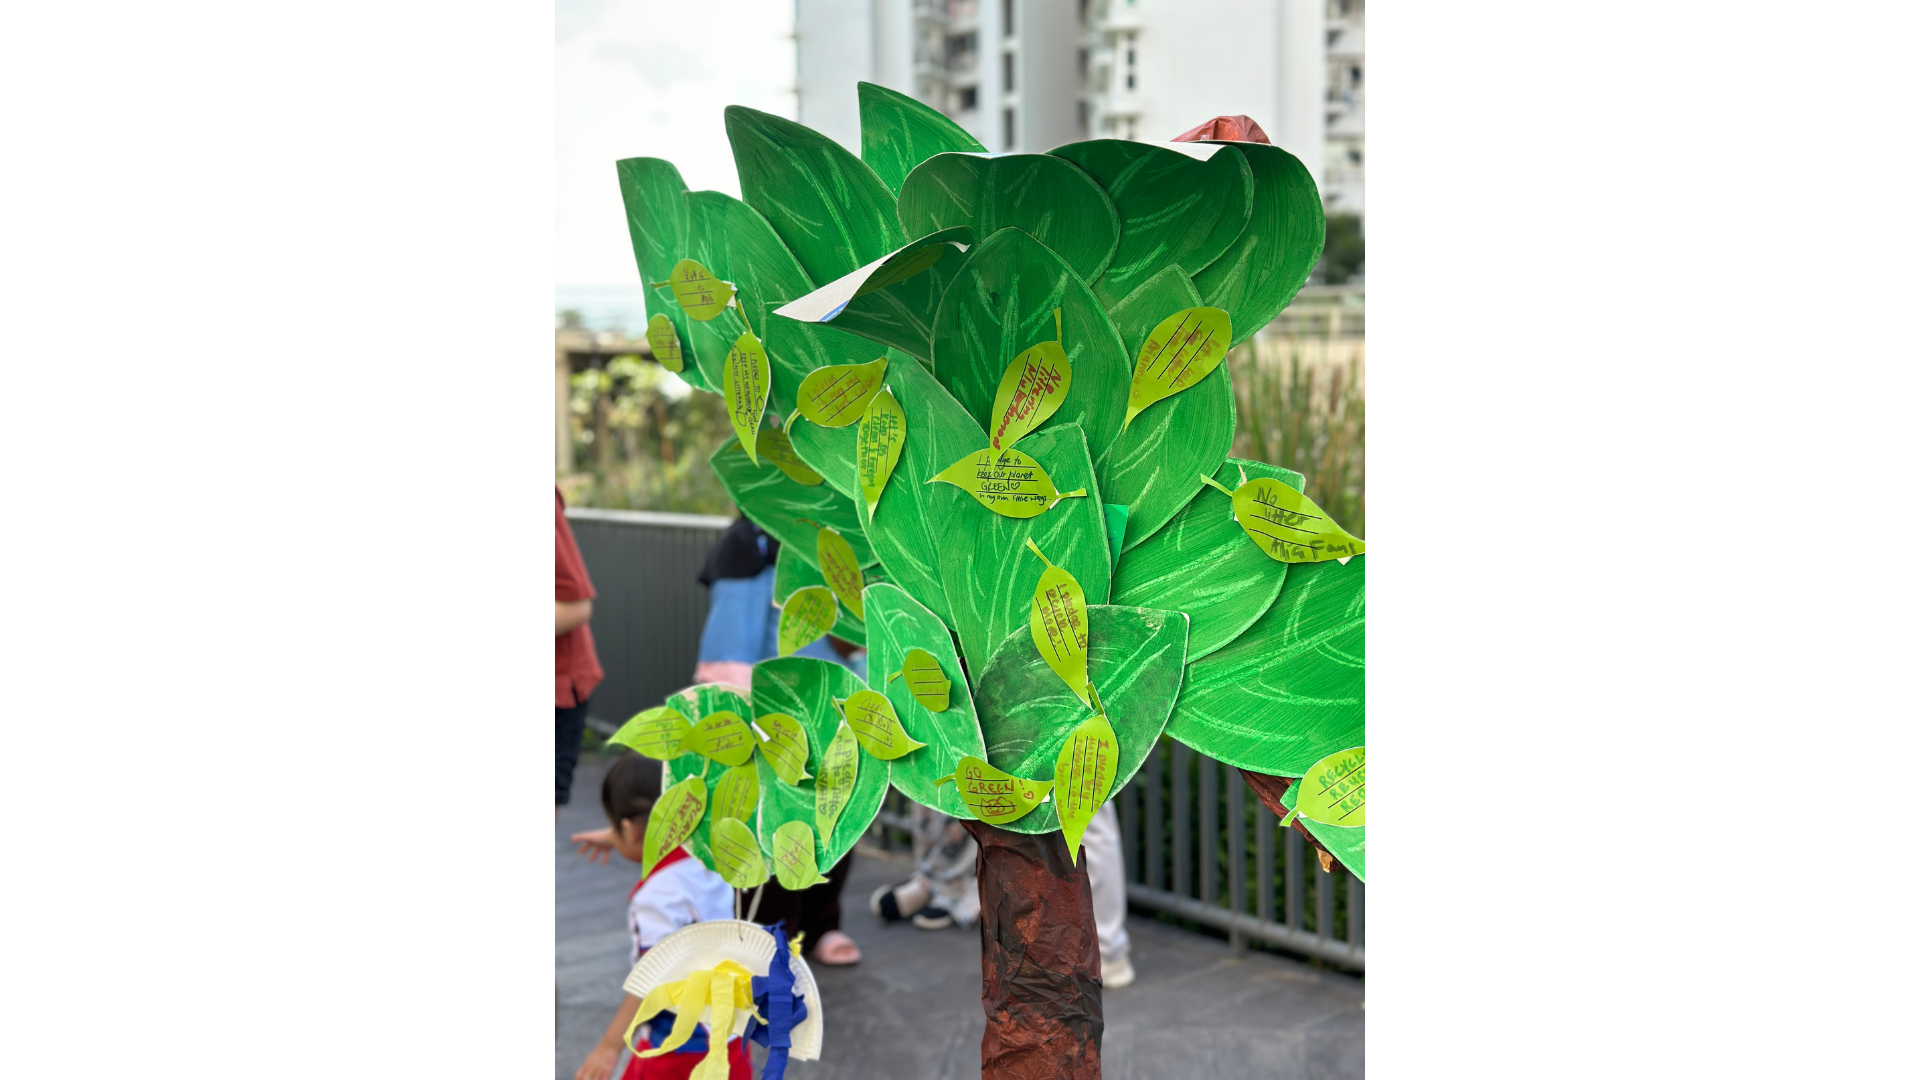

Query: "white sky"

xmin=556 ymin=0 xmax=797 ymax=288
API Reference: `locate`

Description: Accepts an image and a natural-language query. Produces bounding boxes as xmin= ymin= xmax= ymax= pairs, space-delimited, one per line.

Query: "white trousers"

xmin=1082 ymin=802 xmax=1130 ymax=960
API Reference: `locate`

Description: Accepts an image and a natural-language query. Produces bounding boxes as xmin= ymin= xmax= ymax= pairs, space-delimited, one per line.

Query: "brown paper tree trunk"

xmin=964 ymin=820 xmax=1103 ymax=1080
xmin=1239 ymin=768 xmax=1341 ymax=872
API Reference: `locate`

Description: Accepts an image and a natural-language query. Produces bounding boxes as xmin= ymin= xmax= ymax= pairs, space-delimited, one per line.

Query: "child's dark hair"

xmin=601 ymin=751 xmax=661 ymax=829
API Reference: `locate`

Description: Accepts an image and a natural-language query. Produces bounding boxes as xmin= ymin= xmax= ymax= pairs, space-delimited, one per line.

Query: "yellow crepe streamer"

xmin=624 ymin=959 xmax=766 ymax=1076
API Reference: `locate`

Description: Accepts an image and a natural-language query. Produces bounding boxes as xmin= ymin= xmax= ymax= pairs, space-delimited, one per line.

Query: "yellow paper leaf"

xmin=1054 ymin=711 xmax=1118 ymax=864
xmin=1123 ymin=306 xmax=1232 ymax=430
xmin=778 ymin=586 xmax=836 ymax=657
xmin=796 ymin=356 xmax=888 ymax=428
xmin=814 ymin=721 xmax=859 ymax=844
xmin=755 ymin=426 xmax=824 ymax=486
xmin=678 ymin=710 xmax=756 ymax=768
xmin=754 ymin=712 xmax=812 ymax=784
xmin=815 ymin=527 xmax=865 ymax=621
xmin=770 ymin=820 xmax=830 ymax=889
xmin=837 ymin=689 xmax=926 ymax=760
xmin=645 ymin=313 xmax=685 ymax=373
xmin=928 ymin=447 xmax=1089 ymax=519
xmin=1025 ymin=538 xmax=1091 ymax=706
xmin=724 ymin=330 xmax=770 ymax=464
xmin=857 ymin=386 xmax=907 ymax=519
xmin=988 ymin=308 xmax=1072 ymax=450
xmin=608 ymin=705 xmax=691 ymax=760
xmin=642 ymin=775 xmax=708 ymax=876
xmin=887 ymin=647 xmax=951 ymax=712
xmin=710 ymin=763 xmax=760 ymax=829
xmin=935 ymin=755 xmax=1052 ymax=824
xmin=1229 ymin=476 xmax=1365 ymax=563
xmin=711 ymin=816 xmax=769 ymax=889
xmin=659 ymin=258 xmax=735 ymax=322
xmin=1291 ymin=746 xmax=1365 ymax=828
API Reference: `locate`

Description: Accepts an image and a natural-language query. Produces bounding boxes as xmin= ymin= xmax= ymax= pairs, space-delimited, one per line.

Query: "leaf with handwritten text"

xmin=754 ymin=426 xmax=823 ymax=486
xmin=1054 ymin=712 xmax=1118 ymax=864
xmin=1123 ymin=306 xmax=1231 ymax=431
xmin=988 ymin=309 xmax=1071 ymax=449
xmin=930 ymin=446 xmax=1089 ymax=519
xmin=710 ymin=816 xmax=769 ymax=889
xmin=642 ymin=775 xmax=708 ymax=876
xmin=608 ymin=705 xmax=692 ymax=761
xmin=770 ymin=820 xmax=830 ymax=890
xmin=709 ymin=763 xmax=760 ymax=831
xmin=796 ymin=356 xmax=888 ymax=428
xmin=1025 ymin=538 xmax=1091 ymax=706
xmin=645 ymin=314 xmax=685 ymax=374
xmin=815 ymin=527 xmax=865 ymax=621
xmin=753 ymin=711 xmax=812 ymax=784
xmin=1229 ymin=477 xmax=1365 ymax=562
xmin=1291 ymin=746 xmax=1365 ymax=829
xmin=837 ymin=689 xmax=926 ymax=761
xmin=777 ymin=586 xmax=837 ymax=657
xmin=724 ymin=331 xmax=770 ymax=463
xmin=678 ymin=710 xmax=756 ymax=768
xmin=888 ymin=647 xmax=951 ymax=713
xmin=659 ymin=258 xmax=735 ymax=322
xmin=749 ymin=656 xmax=888 ymax=870
xmin=814 ymin=721 xmax=860 ymax=846
xmin=857 ymin=387 xmax=907 ymax=519
xmin=934 ymin=755 xmax=1051 ymax=824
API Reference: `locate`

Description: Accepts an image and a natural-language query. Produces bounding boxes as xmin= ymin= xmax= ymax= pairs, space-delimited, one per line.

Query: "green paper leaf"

xmin=862 ymin=582 xmax=986 ymax=817
xmin=710 ymin=435 xmax=874 ymax=567
xmin=1190 ymin=142 xmax=1325 ymax=348
xmin=685 ymin=189 xmax=817 ymax=410
xmin=679 ymin=710 xmax=756 ymax=767
xmin=1293 ymin=746 xmax=1365 ymax=829
xmin=642 ymin=775 xmax=708 ymax=877
xmin=934 ymin=755 xmax=1051 ymax=824
xmin=755 ymin=425 xmax=824 ymax=486
xmin=857 ymin=387 xmax=907 ymax=520
xmin=666 ymin=683 xmax=754 ymax=721
xmin=616 ymin=157 xmax=707 ymax=391
xmin=749 ymin=656 xmax=888 ymax=870
xmin=1227 ymin=477 xmax=1365 ymax=562
xmin=858 ymin=81 xmax=987 ymax=195
xmin=766 ymin=320 xmax=908 ymax=501
xmin=607 ymin=705 xmax=692 ymax=761
xmin=711 ymin=816 xmax=770 ymax=889
xmin=935 ymin=423 xmax=1110 ymax=677
xmin=662 ymin=684 xmax=754 ymax=874
xmin=796 ymin=355 xmax=888 ymax=428
xmin=1124 ymin=306 xmax=1232 ymax=430
xmin=987 ymin=309 xmax=1071 ymax=450
xmin=709 ymin=763 xmax=760 ymax=829
xmin=898 ymin=154 xmax=1119 ymax=284
xmin=1278 ymin=780 xmax=1366 ymax=882
xmin=1101 ymin=504 xmax=1129 ymax=569
xmin=660 ymin=258 xmax=735 ymax=322
xmin=836 ymin=688 xmax=926 ymax=761
xmin=1054 ymin=712 xmax=1119 ymax=864
xmin=929 ymin=446 xmax=1089 ymax=519
xmin=645 ymin=314 xmax=685 ymax=374
xmin=1098 ymin=266 xmax=1236 ymax=553
xmin=726 ymin=105 xmax=904 ymax=288
xmin=814 ymin=720 xmax=859 ymax=843
xmin=723 ymin=331 xmax=771 ymax=463
xmin=1113 ymin=458 xmax=1301 ymax=662
xmin=1048 ymin=140 xmax=1253 ymax=306
xmin=771 ymin=228 xmax=975 ymax=363
xmin=1025 ymin=538 xmax=1090 ymax=706
xmin=973 ymin=603 xmax=1189 ymax=835
xmin=753 ymin=711 xmax=812 ymax=785
xmin=888 ymin=647 xmax=951 ymax=713
xmin=771 ymin=542 xmax=868 ymax=647
xmin=815 ymin=527 xmax=865 ymax=621
xmin=777 ymin=586 xmax=837 ymax=657
xmin=1165 ymin=555 xmax=1364 ymax=776
xmin=770 ymin=820 xmax=831 ymax=889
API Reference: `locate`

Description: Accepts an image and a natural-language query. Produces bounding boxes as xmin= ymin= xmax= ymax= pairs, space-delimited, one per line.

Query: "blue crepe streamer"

xmin=740 ymin=923 xmax=808 ymax=1080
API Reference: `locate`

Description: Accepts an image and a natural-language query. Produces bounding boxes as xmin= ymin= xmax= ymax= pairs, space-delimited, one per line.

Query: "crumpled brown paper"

xmin=1171 ymin=114 xmax=1271 ymax=144
xmin=1238 ymin=769 xmax=1343 ymax=874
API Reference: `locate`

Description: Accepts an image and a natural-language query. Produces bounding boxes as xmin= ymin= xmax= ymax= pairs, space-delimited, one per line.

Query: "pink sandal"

xmin=808 ymin=929 xmax=862 ymax=966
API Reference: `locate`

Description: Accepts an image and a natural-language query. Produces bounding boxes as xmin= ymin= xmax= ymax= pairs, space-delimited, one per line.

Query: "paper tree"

xmin=609 ymin=85 xmax=1364 ymax=1079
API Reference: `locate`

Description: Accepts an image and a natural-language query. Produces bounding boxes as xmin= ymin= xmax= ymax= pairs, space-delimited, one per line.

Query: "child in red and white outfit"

xmin=572 ymin=753 xmax=752 ymax=1080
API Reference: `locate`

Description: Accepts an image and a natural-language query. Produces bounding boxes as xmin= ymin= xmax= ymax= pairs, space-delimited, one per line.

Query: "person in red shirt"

xmin=557 ymin=487 xmax=604 ymax=811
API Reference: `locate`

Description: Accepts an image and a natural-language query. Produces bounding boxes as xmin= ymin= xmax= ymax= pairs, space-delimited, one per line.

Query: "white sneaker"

xmin=1101 ymin=951 xmax=1135 ymax=989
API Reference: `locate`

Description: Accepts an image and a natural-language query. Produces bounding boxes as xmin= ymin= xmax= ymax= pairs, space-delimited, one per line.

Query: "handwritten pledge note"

xmin=857 ymin=387 xmax=906 ymax=519
xmin=724 ymin=330 xmax=771 ymax=464
xmin=778 ymin=586 xmax=837 ymax=657
xmin=771 ymin=821 xmax=830 ymax=890
xmin=1124 ymin=307 xmax=1231 ymax=430
xmin=657 ymin=258 xmax=735 ymax=322
xmin=935 ymin=755 xmax=1051 ymax=824
xmin=754 ymin=712 xmax=812 ymax=784
xmin=642 ymin=775 xmax=708 ymax=876
xmin=815 ymin=527 xmax=866 ymax=622
xmin=1227 ymin=477 xmax=1365 ymax=563
xmin=710 ymin=763 xmax=760 ymax=829
xmin=756 ymin=426 xmax=824 ymax=486
xmin=796 ymin=357 xmax=888 ymax=428
xmin=645 ymin=314 xmax=685 ymax=374
xmin=1054 ymin=713 xmax=1118 ymax=864
xmin=1025 ymin=538 xmax=1091 ymax=705
xmin=679 ymin=710 xmax=757 ymax=768
xmin=988 ymin=309 xmax=1071 ymax=449
xmin=814 ymin=722 xmax=860 ymax=845
xmin=888 ymin=647 xmax=951 ymax=713
xmin=710 ymin=816 xmax=769 ymax=889
xmin=929 ymin=447 xmax=1088 ymax=519
xmin=609 ymin=705 xmax=691 ymax=760
xmin=838 ymin=689 xmax=925 ymax=761
xmin=1292 ymin=746 xmax=1365 ymax=828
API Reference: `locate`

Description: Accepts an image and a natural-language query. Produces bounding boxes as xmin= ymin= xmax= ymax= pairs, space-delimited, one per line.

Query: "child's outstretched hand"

xmin=570 ymin=827 xmax=615 ymax=863
xmin=574 ymin=1042 xmax=620 ymax=1080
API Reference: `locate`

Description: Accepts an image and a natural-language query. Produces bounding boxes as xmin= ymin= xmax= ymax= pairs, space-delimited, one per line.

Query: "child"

xmin=573 ymin=753 xmax=752 ymax=1080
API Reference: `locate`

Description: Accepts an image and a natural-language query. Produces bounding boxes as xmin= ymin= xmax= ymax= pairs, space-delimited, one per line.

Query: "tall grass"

xmin=1229 ymin=341 xmax=1366 ymax=538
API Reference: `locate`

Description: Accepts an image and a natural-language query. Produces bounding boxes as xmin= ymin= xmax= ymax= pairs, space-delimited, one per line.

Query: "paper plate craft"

xmin=621 ymin=919 xmax=822 ymax=1070
xmin=613 ymin=92 xmax=1358 ymax=1080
